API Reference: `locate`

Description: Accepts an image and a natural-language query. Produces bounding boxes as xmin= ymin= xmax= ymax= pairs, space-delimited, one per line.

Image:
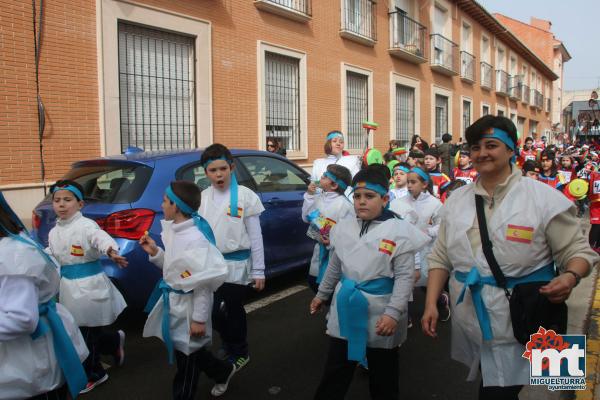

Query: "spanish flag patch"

xmin=379 ymin=239 xmax=396 ymax=256
xmin=70 ymin=245 xmax=84 ymax=257
xmin=506 ymin=224 xmax=534 ymax=244
xmin=180 ymin=270 xmax=192 ymax=279
xmin=227 ymin=206 xmax=244 ymax=218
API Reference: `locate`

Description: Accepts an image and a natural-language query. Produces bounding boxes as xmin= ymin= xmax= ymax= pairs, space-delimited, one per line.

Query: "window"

xmin=530 ymin=120 xmax=538 ymax=135
xmin=346 ymin=71 xmax=369 ymax=149
xmin=265 ymin=52 xmax=301 ymax=152
xmin=118 ymin=22 xmax=196 ymax=152
xmin=435 ymin=94 xmax=448 ymax=143
xmin=497 ymin=110 xmax=504 ymax=117
xmin=395 ymin=84 xmax=415 ymax=147
xmin=517 ymin=117 xmax=526 ymax=136
xmin=482 ymin=104 xmax=490 ymax=116
xmin=342 ymin=0 xmax=376 ymax=41
xmin=481 ymin=35 xmax=490 ymax=63
xmin=238 ymin=156 xmax=308 ymax=192
xmin=461 ymin=22 xmax=472 ymax=52
xmin=462 ymin=99 xmax=471 ymax=136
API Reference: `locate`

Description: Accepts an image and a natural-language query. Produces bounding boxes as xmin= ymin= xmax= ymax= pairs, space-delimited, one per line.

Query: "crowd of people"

xmin=0 ymin=115 xmax=599 ymax=400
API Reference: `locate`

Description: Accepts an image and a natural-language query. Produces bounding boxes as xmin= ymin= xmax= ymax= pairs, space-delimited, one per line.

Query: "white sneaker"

xmin=210 ymin=363 xmax=237 ymax=397
xmin=80 ymin=373 xmax=109 ymax=394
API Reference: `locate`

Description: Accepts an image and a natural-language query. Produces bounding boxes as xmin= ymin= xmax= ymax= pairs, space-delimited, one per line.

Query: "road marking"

xmin=245 ymin=284 xmax=308 ymax=313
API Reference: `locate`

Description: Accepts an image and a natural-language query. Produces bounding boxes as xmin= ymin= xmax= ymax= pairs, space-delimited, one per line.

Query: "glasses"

xmin=267 ymin=143 xmax=275 ymax=148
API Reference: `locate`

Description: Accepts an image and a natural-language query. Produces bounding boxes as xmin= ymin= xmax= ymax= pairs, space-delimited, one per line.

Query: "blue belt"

xmin=454 ymin=262 xmax=555 ymax=341
xmin=61 ymin=260 xmax=103 ymax=280
xmin=316 ymin=244 xmax=329 ymax=284
xmin=337 ymin=275 xmax=394 ymax=362
xmin=31 ymin=299 xmax=87 ymax=398
xmin=144 ymin=279 xmax=189 ymax=364
xmin=223 ymin=249 xmax=251 ymax=261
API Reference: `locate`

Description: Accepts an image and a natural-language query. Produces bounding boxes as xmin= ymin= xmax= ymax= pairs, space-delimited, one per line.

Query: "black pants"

xmin=589 ymin=224 xmax=600 ymax=249
xmin=212 ymin=283 xmax=248 ymax=357
xmin=308 ymin=275 xmax=319 ymax=294
xmin=28 ymin=385 xmax=67 ymax=400
xmin=173 ymin=348 xmax=233 ymax=400
xmin=478 ymin=380 xmax=522 ymax=400
xmin=314 ymin=337 xmax=399 ymax=400
xmin=80 ymin=326 xmax=120 ymax=381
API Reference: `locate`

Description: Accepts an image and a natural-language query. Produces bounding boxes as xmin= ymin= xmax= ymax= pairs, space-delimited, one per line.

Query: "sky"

xmin=478 ymin=0 xmax=600 ymax=92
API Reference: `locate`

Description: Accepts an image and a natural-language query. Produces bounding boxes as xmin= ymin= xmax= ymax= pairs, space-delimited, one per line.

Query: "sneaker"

xmin=80 ymin=373 xmax=109 ymax=394
xmin=114 ymin=330 xmax=126 ymax=367
xmin=210 ymin=363 xmax=237 ymax=397
xmin=228 ymin=354 xmax=250 ymax=371
xmin=439 ymin=291 xmax=451 ymax=322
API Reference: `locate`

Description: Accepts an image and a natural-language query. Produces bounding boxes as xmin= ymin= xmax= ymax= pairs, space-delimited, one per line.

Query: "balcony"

xmin=340 ymin=0 xmax=377 ymax=46
xmin=254 ymin=0 xmax=311 ymax=22
xmin=460 ymin=51 xmax=475 ymax=83
xmin=522 ymin=84 xmax=530 ymax=104
xmin=388 ymin=11 xmax=426 ymax=64
xmin=531 ymin=89 xmax=543 ymax=109
xmin=430 ymin=34 xmax=458 ymax=76
xmin=508 ymin=75 xmax=522 ymax=100
xmin=495 ymin=70 xmax=509 ymax=96
xmin=480 ymin=61 xmax=492 ymax=90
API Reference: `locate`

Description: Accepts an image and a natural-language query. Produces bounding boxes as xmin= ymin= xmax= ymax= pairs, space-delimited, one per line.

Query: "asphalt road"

xmin=84 ymin=269 xmax=479 ymax=400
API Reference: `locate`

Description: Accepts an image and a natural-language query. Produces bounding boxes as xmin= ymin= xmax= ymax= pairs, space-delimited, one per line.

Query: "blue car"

xmin=32 ymin=148 xmax=315 ymax=308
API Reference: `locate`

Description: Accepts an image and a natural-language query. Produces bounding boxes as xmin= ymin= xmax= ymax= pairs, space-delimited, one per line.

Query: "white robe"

xmin=310 ymin=154 xmax=361 ymax=183
xmin=0 ymin=234 xmax=88 ymax=400
xmin=47 ymin=212 xmax=127 ymax=327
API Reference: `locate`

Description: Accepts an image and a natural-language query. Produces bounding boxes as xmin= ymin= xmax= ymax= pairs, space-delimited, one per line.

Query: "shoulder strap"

xmin=474 ymin=194 xmax=511 ymax=299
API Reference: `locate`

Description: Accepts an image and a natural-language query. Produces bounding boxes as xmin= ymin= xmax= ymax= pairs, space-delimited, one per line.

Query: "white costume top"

xmin=301 ymin=191 xmax=355 ymax=277
xmin=199 ymin=185 xmax=265 ymax=285
xmin=389 ymin=187 xmax=409 ymax=201
xmin=441 ymin=177 xmax=572 ymax=386
xmin=310 ymin=154 xmax=361 ymax=183
xmin=0 ymin=234 xmax=88 ymax=399
xmin=143 ymin=219 xmax=228 ymax=355
xmin=391 ymin=192 xmax=441 ymax=286
xmin=320 ymin=214 xmax=429 ymax=349
xmin=47 ymin=212 xmax=127 ymax=327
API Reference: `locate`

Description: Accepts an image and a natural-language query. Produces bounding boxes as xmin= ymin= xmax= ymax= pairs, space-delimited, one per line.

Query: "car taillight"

xmin=32 ymin=211 xmax=41 ymax=230
xmin=96 ymin=209 xmax=155 ymax=240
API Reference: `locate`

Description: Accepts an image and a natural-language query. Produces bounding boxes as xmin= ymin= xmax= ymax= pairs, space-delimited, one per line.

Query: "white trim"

xmin=460 ymin=18 xmax=473 ymax=53
xmin=460 ymin=96 xmax=473 ymax=139
xmin=341 ymin=62 xmax=374 ymax=152
xmin=99 ymin=0 xmax=212 ymax=155
xmin=431 ymin=0 xmax=452 ymax=37
xmin=480 ymin=33 xmax=491 ymax=64
xmin=431 ymin=84 xmax=453 ymax=144
xmin=390 ymin=73 xmax=421 ymax=144
xmin=496 ymin=41 xmax=506 ymax=71
xmin=96 ymin=0 xmax=106 ymax=156
xmin=480 ymin=101 xmax=491 ymax=118
xmin=257 ymin=41 xmax=308 ymax=160
xmin=508 ymin=51 xmax=518 ymax=77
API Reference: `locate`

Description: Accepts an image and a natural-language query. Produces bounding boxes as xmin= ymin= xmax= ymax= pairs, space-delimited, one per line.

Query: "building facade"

xmin=1 ymin=0 xmax=557 ymax=218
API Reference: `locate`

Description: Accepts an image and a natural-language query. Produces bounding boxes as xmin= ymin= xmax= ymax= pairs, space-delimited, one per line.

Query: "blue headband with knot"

xmin=323 ymin=171 xmax=348 ymax=190
xmin=52 ymin=184 xmax=83 ymax=201
xmin=411 ymin=167 xmax=430 ymax=183
xmin=352 ymin=181 xmax=388 ymax=197
xmin=165 ymin=185 xmax=216 ymax=245
xmin=482 ymin=128 xmax=516 ymax=163
xmin=326 ymin=131 xmax=344 ymax=141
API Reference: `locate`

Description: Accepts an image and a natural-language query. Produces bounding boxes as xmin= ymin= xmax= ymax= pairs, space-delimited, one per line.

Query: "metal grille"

xmin=118 ymin=22 xmax=196 ymax=152
xmin=395 ymin=84 xmax=414 ymax=148
xmin=435 ymin=94 xmax=448 ymax=143
xmin=346 ymin=71 xmax=368 ymax=149
xmin=482 ymin=105 xmax=490 ymax=116
xmin=462 ymin=100 xmax=471 ymax=135
xmin=342 ymin=0 xmax=377 ymax=41
xmin=265 ymin=52 xmax=301 ymax=151
xmin=266 ymin=0 xmax=311 ymax=15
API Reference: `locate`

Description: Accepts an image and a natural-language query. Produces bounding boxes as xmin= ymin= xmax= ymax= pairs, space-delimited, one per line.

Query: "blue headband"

xmin=394 ymin=165 xmax=411 ymax=174
xmin=411 ymin=167 xmax=430 ymax=183
xmin=52 ymin=184 xmax=83 ymax=201
xmin=202 ymin=155 xmax=231 ymax=169
xmin=484 ymin=128 xmax=516 ymax=151
xmin=165 ymin=185 xmax=216 ymax=246
xmin=326 ymin=131 xmax=343 ymax=141
xmin=323 ymin=171 xmax=348 ymax=191
xmin=201 ymin=155 xmax=240 ymax=217
xmin=353 ymin=181 xmax=388 ymax=197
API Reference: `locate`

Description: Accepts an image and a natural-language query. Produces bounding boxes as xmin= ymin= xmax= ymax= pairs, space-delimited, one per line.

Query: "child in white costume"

xmin=47 ymin=180 xmax=128 ymax=392
xmin=198 ymin=144 xmax=266 ymax=370
xmin=310 ymin=166 xmax=429 ymax=399
xmin=140 ymin=181 xmax=236 ymax=399
xmin=310 ymin=131 xmax=361 ymax=183
xmin=0 ymin=192 xmax=88 ymax=400
xmin=302 ymin=164 xmax=354 ymax=293
xmin=388 ymin=162 xmax=411 ymax=201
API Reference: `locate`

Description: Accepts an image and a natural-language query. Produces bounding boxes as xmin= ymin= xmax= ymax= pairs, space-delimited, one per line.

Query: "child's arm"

xmin=310 ymin=250 xmax=342 ymax=314
xmin=0 ymin=276 xmax=39 ymax=341
xmin=139 ymin=233 xmax=165 ymax=268
xmin=244 ymin=215 xmax=266 ymax=291
xmin=301 ymin=189 xmax=317 ymax=222
xmin=89 ymin=224 xmax=128 ymax=267
xmin=190 ymin=286 xmax=211 ymax=337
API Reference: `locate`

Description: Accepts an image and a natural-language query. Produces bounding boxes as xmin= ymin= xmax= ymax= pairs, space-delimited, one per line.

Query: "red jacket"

xmin=452 ymin=167 xmax=478 ymax=184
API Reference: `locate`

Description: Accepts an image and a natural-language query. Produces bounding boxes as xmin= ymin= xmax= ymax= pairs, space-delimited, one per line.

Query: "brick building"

xmin=1 ymin=0 xmax=558 ymax=218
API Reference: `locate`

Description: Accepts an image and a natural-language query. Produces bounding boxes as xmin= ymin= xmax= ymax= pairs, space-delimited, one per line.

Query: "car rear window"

xmin=55 ymin=162 xmax=153 ymax=204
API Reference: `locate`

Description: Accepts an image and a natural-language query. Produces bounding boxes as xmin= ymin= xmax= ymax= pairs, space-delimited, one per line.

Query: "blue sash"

xmin=454 ymin=262 xmax=556 ymax=341
xmin=61 ymin=260 xmax=103 ymax=280
xmin=223 ymin=249 xmax=251 ymax=261
xmin=31 ymin=299 xmax=87 ymax=398
xmin=144 ymin=279 xmax=190 ymax=364
xmin=316 ymin=243 xmax=329 ymax=284
xmin=336 ymin=275 xmax=394 ymax=362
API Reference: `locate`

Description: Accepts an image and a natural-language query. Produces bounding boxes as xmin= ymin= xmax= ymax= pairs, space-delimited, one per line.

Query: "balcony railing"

xmin=340 ymin=0 xmax=377 ymax=45
xmin=388 ymin=11 xmax=426 ymax=63
xmin=522 ymin=84 xmax=530 ymax=104
xmin=430 ymin=34 xmax=458 ymax=76
xmin=508 ymin=75 xmax=521 ymax=100
xmin=480 ymin=62 xmax=492 ymax=89
xmin=532 ymin=89 xmax=543 ymax=109
xmin=254 ymin=0 xmax=311 ymax=22
xmin=495 ymin=70 xmax=509 ymax=95
xmin=460 ymin=51 xmax=475 ymax=82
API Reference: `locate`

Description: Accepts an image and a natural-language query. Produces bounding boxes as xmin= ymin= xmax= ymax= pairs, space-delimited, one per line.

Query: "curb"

xmin=575 ymin=268 xmax=600 ymax=399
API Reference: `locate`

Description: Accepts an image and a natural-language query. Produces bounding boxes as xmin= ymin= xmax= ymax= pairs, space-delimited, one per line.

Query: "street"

xmin=84 ymin=269 xmax=478 ymax=400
